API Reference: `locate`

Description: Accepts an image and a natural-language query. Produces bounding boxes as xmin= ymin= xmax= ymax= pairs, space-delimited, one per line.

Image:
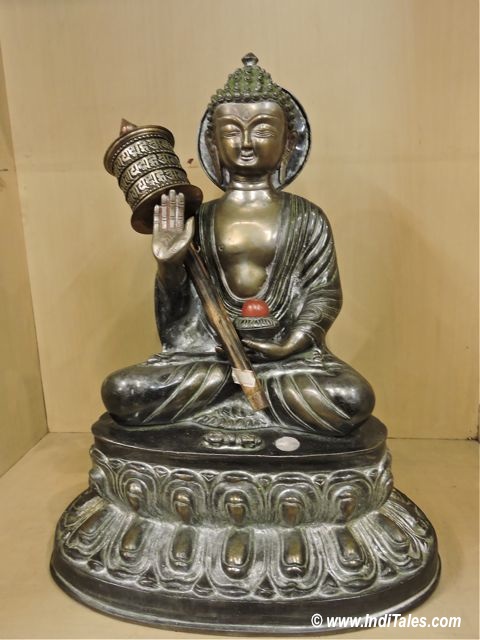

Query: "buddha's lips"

xmin=239 ymin=151 xmax=255 ymax=162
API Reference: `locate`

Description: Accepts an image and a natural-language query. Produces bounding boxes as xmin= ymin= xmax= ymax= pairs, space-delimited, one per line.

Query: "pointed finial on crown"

xmin=242 ymin=52 xmax=259 ymax=67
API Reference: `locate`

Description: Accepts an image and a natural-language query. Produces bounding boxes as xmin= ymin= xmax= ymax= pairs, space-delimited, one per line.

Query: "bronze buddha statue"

xmin=102 ymin=53 xmax=375 ymax=436
xmin=51 ymin=54 xmax=440 ymax=633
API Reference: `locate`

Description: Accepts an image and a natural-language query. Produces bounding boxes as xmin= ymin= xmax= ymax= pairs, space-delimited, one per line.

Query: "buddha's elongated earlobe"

xmin=278 ymin=155 xmax=287 ymax=186
xmin=279 ymin=148 xmax=290 ymax=186
xmin=279 ymin=132 xmax=296 ymax=186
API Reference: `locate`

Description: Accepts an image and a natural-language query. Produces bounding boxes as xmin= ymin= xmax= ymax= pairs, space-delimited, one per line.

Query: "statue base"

xmin=51 ymin=414 xmax=440 ymax=634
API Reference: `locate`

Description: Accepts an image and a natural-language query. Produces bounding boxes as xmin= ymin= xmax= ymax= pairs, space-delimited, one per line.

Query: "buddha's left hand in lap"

xmin=243 ymin=329 xmax=313 ymax=360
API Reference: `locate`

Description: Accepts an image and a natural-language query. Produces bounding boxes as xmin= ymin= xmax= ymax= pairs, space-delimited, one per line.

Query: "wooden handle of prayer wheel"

xmin=185 ymin=245 xmax=268 ymax=412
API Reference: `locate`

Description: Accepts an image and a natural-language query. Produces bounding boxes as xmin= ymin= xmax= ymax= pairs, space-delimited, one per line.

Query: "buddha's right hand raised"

xmin=152 ymin=189 xmax=195 ymax=265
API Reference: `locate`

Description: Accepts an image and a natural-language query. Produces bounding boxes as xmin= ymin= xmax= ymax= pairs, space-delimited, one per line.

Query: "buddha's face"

xmin=213 ymin=101 xmax=287 ymax=177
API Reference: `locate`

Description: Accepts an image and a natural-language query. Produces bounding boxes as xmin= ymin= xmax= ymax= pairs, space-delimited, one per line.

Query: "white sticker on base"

xmin=274 ymin=436 xmax=300 ymax=452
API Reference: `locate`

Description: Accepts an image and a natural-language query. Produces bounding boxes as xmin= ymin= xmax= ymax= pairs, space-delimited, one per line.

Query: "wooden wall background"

xmin=0 ymin=43 xmax=47 ymax=475
xmin=0 ymin=0 xmax=477 ymax=439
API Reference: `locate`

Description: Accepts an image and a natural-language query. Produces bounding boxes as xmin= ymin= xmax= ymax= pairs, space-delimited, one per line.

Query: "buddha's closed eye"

xmin=252 ymin=125 xmax=277 ymax=138
xmin=220 ymin=125 xmax=241 ymax=138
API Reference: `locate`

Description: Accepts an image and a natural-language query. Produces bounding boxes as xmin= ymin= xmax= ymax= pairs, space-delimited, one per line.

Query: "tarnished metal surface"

xmin=51 ymin=416 xmax=439 ymax=633
xmin=102 ymin=54 xmax=375 ymax=435
xmin=51 ymin=53 xmax=440 ymax=632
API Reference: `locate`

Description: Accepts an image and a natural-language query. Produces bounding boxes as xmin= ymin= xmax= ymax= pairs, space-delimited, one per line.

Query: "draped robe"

xmin=102 ymin=193 xmax=375 ymax=435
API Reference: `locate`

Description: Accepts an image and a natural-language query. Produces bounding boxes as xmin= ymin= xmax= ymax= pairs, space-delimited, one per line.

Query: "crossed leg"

xmin=102 ymin=355 xmax=235 ymax=426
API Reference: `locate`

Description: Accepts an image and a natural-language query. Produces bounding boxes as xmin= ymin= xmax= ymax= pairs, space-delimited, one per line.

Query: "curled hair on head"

xmin=206 ymin=53 xmax=297 ymax=134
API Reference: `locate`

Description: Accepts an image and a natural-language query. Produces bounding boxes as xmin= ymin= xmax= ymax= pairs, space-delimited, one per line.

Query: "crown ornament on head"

xmin=198 ymin=53 xmax=311 ymax=191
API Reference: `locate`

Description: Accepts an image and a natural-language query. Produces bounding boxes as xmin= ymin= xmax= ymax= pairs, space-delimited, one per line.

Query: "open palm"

xmin=152 ymin=189 xmax=195 ymax=264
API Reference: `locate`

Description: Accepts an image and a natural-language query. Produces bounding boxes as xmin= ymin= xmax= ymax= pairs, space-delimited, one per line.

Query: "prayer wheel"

xmin=104 ymin=123 xmax=203 ymax=233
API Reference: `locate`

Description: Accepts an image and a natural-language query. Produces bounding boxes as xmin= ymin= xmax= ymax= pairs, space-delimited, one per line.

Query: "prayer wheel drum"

xmin=104 ymin=124 xmax=203 ymax=234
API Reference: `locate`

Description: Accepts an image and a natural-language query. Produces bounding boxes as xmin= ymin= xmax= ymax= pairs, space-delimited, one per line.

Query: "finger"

xmin=168 ymin=189 xmax=176 ymax=230
xmin=243 ymin=339 xmax=280 ymax=357
xmin=249 ymin=343 xmax=281 ymax=360
xmin=174 ymin=193 xmax=180 ymax=229
xmin=161 ymin=193 xmax=168 ymax=230
xmin=153 ymin=205 xmax=161 ymax=235
xmin=242 ymin=339 xmax=267 ymax=352
xmin=177 ymin=192 xmax=185 ymax=229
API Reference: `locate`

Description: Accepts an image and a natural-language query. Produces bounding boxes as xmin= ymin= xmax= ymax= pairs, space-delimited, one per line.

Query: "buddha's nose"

xmin=241 ymin=130 xmax=253 ymax=148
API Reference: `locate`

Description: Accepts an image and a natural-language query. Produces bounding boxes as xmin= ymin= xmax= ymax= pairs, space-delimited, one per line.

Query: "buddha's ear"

xmin=279 ymin=129 xmax=298 ymax=185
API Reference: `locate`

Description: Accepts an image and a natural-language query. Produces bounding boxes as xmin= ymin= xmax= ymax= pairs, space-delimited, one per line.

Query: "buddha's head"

xmin=199 ymin=53 xmax=310 ymax=189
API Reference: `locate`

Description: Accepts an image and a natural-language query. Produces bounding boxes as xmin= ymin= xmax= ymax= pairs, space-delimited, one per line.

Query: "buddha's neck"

xmin=224 ymin=174 xmax=280 ymax=206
